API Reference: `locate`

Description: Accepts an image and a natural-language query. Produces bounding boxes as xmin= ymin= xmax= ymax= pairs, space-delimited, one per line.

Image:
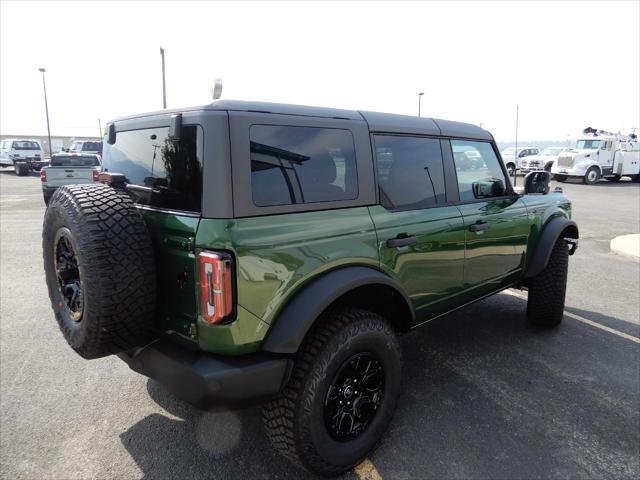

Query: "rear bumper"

xmin=117 ymin=339 xmax=292 ymax=409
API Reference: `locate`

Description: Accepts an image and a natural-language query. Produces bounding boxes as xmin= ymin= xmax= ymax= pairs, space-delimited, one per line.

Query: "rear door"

xmin=369 ymin=135 xmax=465 ymax=323
xmin=449 ymin=139 xmax=529 ymax=297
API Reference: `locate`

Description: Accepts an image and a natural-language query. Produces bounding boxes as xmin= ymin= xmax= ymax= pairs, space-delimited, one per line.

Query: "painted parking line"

xmin=355 ymin=458 xmax=383 ymax=480
xmin=503 ymin=289 xmax=640 ymax=344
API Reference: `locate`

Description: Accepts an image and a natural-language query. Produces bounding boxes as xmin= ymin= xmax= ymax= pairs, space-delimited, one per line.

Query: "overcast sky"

xmin=1 ymin=0 xmax=638 ymax=142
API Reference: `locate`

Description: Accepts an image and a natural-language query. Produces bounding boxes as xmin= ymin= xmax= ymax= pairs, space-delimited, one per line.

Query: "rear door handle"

xmin=386 ymin=234 xmax=417 ymax=248
xmin=469 ymin=220 xmax=490 ymax=232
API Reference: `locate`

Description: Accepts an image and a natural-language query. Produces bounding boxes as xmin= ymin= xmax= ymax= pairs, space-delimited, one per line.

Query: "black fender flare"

xmin=524 ymin=217 xmax=579 ymax=279
xmin=261 ymin=266 xmax=414 ymax=354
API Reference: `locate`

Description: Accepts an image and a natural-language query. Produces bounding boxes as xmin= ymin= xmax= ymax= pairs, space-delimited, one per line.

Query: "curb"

xmin=610 ymin=234 xmax=640 ymax=260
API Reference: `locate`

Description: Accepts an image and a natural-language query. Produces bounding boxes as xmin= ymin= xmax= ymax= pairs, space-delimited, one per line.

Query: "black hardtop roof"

xmin=112 ymin=100 xmax=492 ymax=141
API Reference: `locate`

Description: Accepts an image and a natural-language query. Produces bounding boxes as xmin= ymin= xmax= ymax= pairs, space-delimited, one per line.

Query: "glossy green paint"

xmin=519 ymin=190 xmax=573 ymax=266
xmin=194 ymin=207 xmax=379 ymax=354
xmin=368 ymin=205 xmax=466 ymax=322
xmin=142 ymin=189 xmax=572 ymax=356
xmin=456 ymin=197 xmax=530 ymax=296
xmin=140 ymin=210 xmax=200 ymax=339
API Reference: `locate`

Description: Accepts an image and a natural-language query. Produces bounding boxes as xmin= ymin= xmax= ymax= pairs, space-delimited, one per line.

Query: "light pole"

xmin=38 ymin=68 xmax=52 ymax=157
xmin=98 ymin=119 xmax=103 ymax=138
xmin=160 ymin=47 xmax=167 ymax=109
xmin=418 ymin=92 xmax=424 ymax=117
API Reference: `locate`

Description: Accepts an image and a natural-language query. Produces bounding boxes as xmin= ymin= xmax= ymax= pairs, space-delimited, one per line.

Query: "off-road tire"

xmin=42 ymin=184 xmax=156 ymax=359
xmin=506 ymin=163 xmax=516 ymax=176
xmin=526 ymin=239 xmax=569 ymax=327
xmin=554 ymin=175 xmax=567 ymax=183
xmin=583 ymin=166 xmax=600 ymax=185
xmin=15 ymin=162 xmax=28 ymax=176
xmin=263 ymin=307 xmax=402 ymax=477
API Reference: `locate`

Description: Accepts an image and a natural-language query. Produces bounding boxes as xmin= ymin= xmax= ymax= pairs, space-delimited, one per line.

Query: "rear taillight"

xmin=92 ymin=169 xmax=99 ymax=182
xmin=40 ymin=169 xmax=46 ymax=182
xmin=199 ymin=251 xmax=234 ymax=324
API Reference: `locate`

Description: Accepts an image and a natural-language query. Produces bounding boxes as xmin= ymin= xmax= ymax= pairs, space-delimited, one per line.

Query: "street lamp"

xmin=38 ymin=68 xmax=52 ymax=157
xmin=160 ymin=47 xmax=167 ymax=109
xmin=418 ymin=92 xmax=424 ymax=117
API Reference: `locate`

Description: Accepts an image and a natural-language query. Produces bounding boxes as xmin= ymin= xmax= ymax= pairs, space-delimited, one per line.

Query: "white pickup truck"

xmin=40 ymin=153 xmax=101 ymax=205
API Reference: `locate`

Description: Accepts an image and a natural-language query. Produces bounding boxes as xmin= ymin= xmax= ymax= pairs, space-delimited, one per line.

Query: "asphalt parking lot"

xmin=1 ymin=169 xmax=638 ymax=480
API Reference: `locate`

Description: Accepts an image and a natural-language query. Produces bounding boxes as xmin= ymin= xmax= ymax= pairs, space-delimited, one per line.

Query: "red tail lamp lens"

xmin=199 ymin=251 xmax=234 ymax=324
xmin=40 ymin=169 xmax=47 ymax=182
xmin=92 ymin=169 xmax=99 ymax=182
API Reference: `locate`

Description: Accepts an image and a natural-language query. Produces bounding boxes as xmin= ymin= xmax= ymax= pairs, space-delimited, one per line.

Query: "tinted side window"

xmin=374 ymin=135 xmax=445 ymax=210
xmin=250 ymin=125 xmax=357 ymax=207
xmin=102 ymin=125 xmax=203 ymax=212
xmin=452 ymin=140 xmax=508 ymax=201
xmin=82 ymin=141 xmax=102 ymax=151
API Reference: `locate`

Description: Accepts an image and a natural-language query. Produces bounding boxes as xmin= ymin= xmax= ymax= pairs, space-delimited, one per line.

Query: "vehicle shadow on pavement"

xmin=555 ymin=180 xmax=639 ymax=188
xmin=0 ymin=168 xmax=39 ymax=177
xmin=119 ymin=293 xmax=639 ymax=480
xmin=384 ymin=294 xmax=639 ymax=479
xmin=119 ymin=380 xmax=322 ymax=480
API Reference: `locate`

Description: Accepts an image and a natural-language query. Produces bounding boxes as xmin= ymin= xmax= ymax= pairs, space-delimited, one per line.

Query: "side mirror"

xmin=524 ymin=171 xmax=550 ymax=195
xmin=472 ymin=178 xmax=506 ymax=198
xmin=169 ymin=114 xmax=182 ymax=142
xmin=107 ymin=124 xmax=116 ymax=145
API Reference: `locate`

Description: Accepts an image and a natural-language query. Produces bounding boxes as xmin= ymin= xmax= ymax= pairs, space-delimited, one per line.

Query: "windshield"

xmin=12 ymin=141 xmax=40 ymax=150
xmin=69 ymin=142 xmax=82 ymax=152
xmin=575 ymin=139 xmax=601 ymax=150
xmin=540 ymin=147 xmax=564 ymax=156
xmin=500 ymin=148 xmax=517 ymax=157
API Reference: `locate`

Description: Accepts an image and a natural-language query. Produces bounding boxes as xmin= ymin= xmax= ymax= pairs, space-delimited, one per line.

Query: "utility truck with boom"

xmin=552 ymin=127 xmax=640 ymax=184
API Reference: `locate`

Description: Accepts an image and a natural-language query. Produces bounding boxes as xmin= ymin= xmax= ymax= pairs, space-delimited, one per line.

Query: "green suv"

xmin=42 ymin=101 xmax=578 ymax=476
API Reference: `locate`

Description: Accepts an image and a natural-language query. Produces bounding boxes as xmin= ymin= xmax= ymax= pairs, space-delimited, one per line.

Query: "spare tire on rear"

xmin=42 ymin=184 xmax=156 ymax=359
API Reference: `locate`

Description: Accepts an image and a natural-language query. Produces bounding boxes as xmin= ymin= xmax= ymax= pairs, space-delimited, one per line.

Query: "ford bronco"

xmin=42 ymin=100 xmax=578 ymax=476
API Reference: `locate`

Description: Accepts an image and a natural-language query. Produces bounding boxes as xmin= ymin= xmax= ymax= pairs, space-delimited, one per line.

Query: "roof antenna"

xmin=211 ymin=79 xmax=223 ymax=100
xmin=513 ymin=105 xmax=519 ymax=187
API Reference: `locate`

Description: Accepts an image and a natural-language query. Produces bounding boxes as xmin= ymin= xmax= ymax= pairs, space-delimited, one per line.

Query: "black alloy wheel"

xmin=54 ymin=228 xmax=83 ymax=322
xmin=324 ymin=352 xmax=385 ymax=441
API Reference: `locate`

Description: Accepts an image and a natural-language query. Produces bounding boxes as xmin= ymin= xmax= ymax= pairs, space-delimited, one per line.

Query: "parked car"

xmin=42 ymin=101 xmax=578 ymax=476
xmin=0 ymin=138 xmax=47 ymax=175
xmin=67 ymin=140 xmax=103 ymax=156
xmin=552 ymin=129 xmax=640 ymax=184
xmin=520 ymin=146 xmax=567 ymax=174
xmin=499 ymin=146 xmax=539 ymax=175
xmin=40 ymin=153 xmax=101 ymax=204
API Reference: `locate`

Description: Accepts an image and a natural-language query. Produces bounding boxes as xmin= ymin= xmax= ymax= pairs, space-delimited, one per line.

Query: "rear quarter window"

xmin=250 ymin=125 xmax=358 ymax=207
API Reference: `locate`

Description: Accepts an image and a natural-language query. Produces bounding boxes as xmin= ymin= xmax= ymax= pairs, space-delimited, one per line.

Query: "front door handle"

xmin=386 ymin=234 xmax=417 ymax=248
xmin=469 ymin=220 xmax=490 ymax=232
